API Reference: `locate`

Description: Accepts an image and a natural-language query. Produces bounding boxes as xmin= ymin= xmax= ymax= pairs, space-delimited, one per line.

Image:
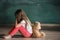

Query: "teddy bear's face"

xmin=33 ymin=21 xmax=41 ymax=30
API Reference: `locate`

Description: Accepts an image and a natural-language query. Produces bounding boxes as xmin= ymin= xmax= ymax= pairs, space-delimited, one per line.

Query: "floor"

xmin=0 ymin=26 xmax=60 ymax=40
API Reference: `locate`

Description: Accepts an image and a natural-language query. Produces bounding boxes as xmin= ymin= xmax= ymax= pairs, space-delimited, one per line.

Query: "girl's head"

xmin=33 ymin=21 xmax=41 ymax=30
xmin=15 ymin=9 xmax=27 ymax=21
xmin=15 ymin=9 xmax=22 ymax=21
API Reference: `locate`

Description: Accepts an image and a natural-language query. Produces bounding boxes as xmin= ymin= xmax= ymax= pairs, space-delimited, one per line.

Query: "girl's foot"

xmin=3 ymin=35 xmax=12 ymax=39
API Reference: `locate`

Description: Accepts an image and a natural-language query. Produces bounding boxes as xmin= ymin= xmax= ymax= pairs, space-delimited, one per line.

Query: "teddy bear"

xmin=32 ymin=21 xmax=45 ymax=38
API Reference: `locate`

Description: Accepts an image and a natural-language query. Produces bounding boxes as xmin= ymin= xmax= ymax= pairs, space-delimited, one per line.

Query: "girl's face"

xmin=17 ymin=16 xmax=21 ymax=21
xmin=16 ymin=12 xmax=22 ymax=21
xmin=16 ymin=11 xmax=25 ymax=21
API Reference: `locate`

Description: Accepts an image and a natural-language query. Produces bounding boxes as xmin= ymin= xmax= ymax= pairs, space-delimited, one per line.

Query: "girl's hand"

xmin=15 ymin=19 xmax=21 ymax=28
xmin=15 ymin=23 xmax=22 ymax=28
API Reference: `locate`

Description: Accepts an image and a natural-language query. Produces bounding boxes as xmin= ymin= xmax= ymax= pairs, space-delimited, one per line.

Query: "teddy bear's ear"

xmin=35 ymin=21 xmax=40 ymax=24
xmin=34 ymin=21 xmax=39 ymax=25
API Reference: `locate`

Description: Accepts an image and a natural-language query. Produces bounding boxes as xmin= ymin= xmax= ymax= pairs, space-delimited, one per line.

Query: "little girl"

xmin=3 ymin=9 xmax=32 ymax=39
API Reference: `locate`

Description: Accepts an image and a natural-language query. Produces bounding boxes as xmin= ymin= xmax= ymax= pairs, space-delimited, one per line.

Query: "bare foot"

xmin=3 ymin=35 xmax=12 ymax=39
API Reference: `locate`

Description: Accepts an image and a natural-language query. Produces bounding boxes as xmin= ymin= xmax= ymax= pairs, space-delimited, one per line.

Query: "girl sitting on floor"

xmin=3 ymin=9 xmax=32 ymax=39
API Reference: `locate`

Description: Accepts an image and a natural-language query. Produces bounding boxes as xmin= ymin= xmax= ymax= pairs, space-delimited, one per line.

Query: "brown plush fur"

xmin=32 ymin=21 xmax=45 ymax=38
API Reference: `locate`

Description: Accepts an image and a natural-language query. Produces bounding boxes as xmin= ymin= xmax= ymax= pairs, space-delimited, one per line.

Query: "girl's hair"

xmin=15 ymin=9 xmax=22 ymax=17
xmin=15 ymin=9 xmax=31 ymax=24
xmin=15 ymin=9 xmax=29 ymax=20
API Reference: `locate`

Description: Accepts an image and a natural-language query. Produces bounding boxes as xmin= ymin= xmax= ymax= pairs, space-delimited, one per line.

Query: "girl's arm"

xmin=24 ymin=18 xmax=28 ymax=28
xmin=15 ymin=19 xmax=18 ymax=27
xmin=26 ymin=16 xmax=31 ymax=25
xmin=24 ymin=16 xmax=32 ymax=29
xmin=25 ymin=16 xmax=32 ymax=26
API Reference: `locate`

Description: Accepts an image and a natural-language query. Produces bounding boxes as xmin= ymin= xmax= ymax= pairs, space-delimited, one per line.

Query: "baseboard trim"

xmin=0 ymin=24 xmax=60 ymax=26
xmin=41 ymin=24 xmax=60 ymax=26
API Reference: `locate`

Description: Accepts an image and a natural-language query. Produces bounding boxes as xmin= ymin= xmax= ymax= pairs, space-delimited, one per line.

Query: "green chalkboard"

xmin=0 ymin=0 xmax=60 ymax=24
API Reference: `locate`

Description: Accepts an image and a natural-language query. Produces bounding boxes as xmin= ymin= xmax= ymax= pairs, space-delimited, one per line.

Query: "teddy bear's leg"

xmin=40 ymin=32 xmax=46 ymax=38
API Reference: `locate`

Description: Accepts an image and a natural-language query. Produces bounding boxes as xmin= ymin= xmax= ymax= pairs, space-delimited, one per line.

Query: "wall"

xmin=0 ymin=0 xmax=60 ymax=24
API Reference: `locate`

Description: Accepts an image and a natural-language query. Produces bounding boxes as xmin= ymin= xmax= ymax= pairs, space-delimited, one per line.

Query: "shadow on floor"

xmin=0 ymin=34 xmax=24 ymax=38
xmin=41 ymin=26 xmax=60 ymax=31
xmin=0 ymin=34 xmax=5 ymax=38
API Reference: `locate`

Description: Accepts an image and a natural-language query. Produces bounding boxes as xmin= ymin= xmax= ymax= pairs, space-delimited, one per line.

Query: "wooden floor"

xmin=0 ymin=27 xmax=60 ymax=40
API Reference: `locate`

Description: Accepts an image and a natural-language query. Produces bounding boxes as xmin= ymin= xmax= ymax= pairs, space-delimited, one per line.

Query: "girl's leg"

xmin=7 ymin=24 xmax=22 ymax=36
xmin=3 ymin=27 xmax=19 ymax=39
xmin=8 ymin=27 xmax=19 ymax=36
xmin=3 ymin=24 xmax=22 ymax=39
xmin=19 ymin=25 xmax=32 ymax=38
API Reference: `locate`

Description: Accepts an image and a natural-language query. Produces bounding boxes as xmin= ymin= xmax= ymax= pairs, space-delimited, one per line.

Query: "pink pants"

xmin=8 ymin=24 xmax=32 ymax=38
